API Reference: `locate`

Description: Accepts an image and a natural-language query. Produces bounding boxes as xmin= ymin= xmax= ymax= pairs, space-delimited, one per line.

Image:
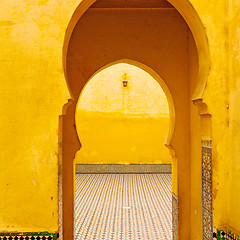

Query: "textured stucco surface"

xmin=75 ymin=63 xmax=171 ymax=165
xmin=0 ymin=0 xmax=239 ymax=238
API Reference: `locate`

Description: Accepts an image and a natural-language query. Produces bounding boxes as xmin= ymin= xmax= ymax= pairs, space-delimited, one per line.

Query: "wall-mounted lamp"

xmin=122 ymin=73 xmax=128 ymax=87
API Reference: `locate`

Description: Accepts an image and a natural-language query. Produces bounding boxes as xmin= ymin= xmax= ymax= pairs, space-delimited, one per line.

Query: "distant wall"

xmin=75 ymin=63 xmax=171 ymax=164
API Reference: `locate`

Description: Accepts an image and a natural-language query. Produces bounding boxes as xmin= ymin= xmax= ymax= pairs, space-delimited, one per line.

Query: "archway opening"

xmin=60 ymin=0 xmax=210 ymax=239
xmin=75 ymin=62 xmax=171 ymax=164
xmin=74 ymin=62 xmax=173 ymax=239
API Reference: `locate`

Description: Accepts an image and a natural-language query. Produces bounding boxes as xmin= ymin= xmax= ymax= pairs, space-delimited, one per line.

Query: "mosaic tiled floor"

xmin=75 ymin=174 xmax=172 ymax=240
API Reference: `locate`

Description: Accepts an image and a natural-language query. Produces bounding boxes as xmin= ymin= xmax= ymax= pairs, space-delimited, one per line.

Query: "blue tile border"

xmin=202 ymin=140 xmax=213 ymax=240
xmin=75 ymin=164 xmax=172 ymax=174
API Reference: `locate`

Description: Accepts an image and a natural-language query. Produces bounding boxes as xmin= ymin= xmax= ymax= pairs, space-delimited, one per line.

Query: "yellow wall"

xmin=228 ymin=0 xmax=240 ymax=233
xmin=1 ymin=0 xmax=240 ymax=238
xmin=0 ymin=0 xmax=75 ymax=232
xmin=75 ymin=63 xmax=171 ymax=164
xmin=188 ymin=32 xmax=202 ymax=237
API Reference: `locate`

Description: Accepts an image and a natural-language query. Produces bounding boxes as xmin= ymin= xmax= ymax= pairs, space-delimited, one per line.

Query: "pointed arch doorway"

xmin=74 ymin=62 xmax=174 ymax=240
xmin=60 ymin=0 xmax=211 ymax=239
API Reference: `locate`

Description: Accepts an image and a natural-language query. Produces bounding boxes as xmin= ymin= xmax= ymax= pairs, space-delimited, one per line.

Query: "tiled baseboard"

xmin=213 ymin=229 xmax=240 ymax=240
xmin=2 ymin=229 xmax=240 ymax=239
xmin=0 ymin=233 xmax=58 ymax=240
xmin=75 ymin=164 xmax=172 ymax=174
xmin=172 ymin=192 xmax=178 ymax=240
xmin=202 ymin=140 xmax=213 ymax=240
xmin=228 ymin=231 xmax=240 ymax=240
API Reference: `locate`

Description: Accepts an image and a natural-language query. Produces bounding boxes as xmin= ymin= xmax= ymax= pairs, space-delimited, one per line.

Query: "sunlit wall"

xmin=75 ymin=63 xmax=171 ymax=164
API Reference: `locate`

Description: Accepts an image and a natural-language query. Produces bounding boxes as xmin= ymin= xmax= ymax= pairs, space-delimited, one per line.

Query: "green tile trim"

xmin=0 ymin=232 xmax=57 ymax=236
xmin=228 ymin=230 xmax=240 ymax=240
xmin=0 ymin=232 xmax=58 ymax=240
xmin=214 ymin=229 xmax=240 ymax=240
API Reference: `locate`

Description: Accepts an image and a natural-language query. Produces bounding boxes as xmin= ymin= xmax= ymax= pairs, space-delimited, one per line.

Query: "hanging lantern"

xmin=122 ymin=73 xmax=128 ymax=87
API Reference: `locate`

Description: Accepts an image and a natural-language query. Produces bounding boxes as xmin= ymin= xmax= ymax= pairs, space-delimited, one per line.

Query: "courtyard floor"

xmin=75 ymin=174 xmax=172 ymax=240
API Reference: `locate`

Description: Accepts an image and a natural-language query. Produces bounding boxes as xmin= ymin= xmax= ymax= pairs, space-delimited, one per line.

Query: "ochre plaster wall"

xmin=191 ymin=0 xmax=239 ymax=232
xmin=174 ymin=0 xmax=239 ymax=233
xmin=0 ymin=0 xmax=80 ymax=232
xmin=188 ymin=32 xmax=202 ymax=237
xmin=228 ymin=0 xmax=240 ymax=233
xmin=1 ymin=0 xmax=240 ymax=238
xmin=75 ymin=63 xmax=171 ymax=164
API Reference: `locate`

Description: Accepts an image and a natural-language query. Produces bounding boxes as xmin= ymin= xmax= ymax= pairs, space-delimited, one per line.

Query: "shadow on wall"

xmin=75 ymin=63 xmax=171 ymax=164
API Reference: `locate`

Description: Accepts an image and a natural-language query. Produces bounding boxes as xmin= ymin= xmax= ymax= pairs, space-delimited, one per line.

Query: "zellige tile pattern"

xmin=213 ymin=228 xmax=240 ymax=240
xmin=172 ymin=192 xmax=178 ymax=240
xmin=75 ymin=164 xmax=172 ymax=174
xmin=202 ymin=140 xmax=213 ymax=240
xmin=75 ymin=174 xmax=172 ymax=240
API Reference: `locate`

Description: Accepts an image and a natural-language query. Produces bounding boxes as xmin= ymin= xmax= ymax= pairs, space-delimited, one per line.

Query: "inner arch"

xmin=75 ymin=62 xmax=172 ymax=164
